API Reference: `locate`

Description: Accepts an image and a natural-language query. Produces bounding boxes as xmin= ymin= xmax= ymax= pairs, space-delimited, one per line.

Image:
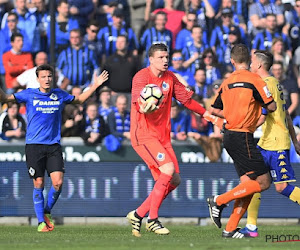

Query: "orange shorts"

xmin=133 ymin=139 xmax=179 ymax=180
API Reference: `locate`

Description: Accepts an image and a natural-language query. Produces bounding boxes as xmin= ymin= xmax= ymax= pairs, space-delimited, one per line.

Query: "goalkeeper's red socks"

xmin=136 ymin=181 xmax=176 ymax=218
xmin=148 ymin=173 xmax=172 ymax=219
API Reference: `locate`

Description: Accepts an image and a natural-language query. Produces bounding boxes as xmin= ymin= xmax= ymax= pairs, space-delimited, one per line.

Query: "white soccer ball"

xmin=140 ymin=84 xmax=163 ymax=106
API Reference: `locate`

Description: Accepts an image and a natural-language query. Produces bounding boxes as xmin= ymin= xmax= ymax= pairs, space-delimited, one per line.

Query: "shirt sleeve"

xmin=253 ymin=75 xmax=274 ymax=105
xmin=131 ymin=69 xmax=149 ymax=103
xmin=172 ymin=73 xmax=193 ymax=104
xmin=13 ymin=89 xmax=29 ymax=103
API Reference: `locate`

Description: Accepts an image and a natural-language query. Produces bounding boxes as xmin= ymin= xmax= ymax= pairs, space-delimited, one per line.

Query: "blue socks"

xmin=44 ymin=186 xmax=61 ymax=214
xmin=33 ymin=188 xmax=44 ymax=223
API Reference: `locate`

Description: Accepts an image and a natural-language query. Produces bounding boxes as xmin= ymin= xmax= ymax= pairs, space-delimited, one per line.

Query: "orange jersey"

xmin=212 ymin=69 xmax=274 ymax=133
xmin=131 ymin=67 xmax=193 ymax=146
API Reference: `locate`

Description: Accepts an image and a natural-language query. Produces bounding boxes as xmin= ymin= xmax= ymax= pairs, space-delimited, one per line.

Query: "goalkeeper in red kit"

xmin=126 ymin=43 xmax=222 ymax=237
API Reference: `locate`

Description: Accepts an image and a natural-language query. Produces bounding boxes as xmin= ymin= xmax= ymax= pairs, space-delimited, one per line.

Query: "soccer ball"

xmin=140 ymin=84 xmax=163 ymax=106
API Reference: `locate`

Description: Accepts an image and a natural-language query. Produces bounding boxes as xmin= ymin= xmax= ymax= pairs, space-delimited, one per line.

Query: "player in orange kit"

xmin=126 ymin=43 xmax=220 ymax=237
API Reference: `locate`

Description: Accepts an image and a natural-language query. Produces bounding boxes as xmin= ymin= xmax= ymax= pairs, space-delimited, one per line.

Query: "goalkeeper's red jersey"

xmin=130 ymin=67 xmax=193 ymax=146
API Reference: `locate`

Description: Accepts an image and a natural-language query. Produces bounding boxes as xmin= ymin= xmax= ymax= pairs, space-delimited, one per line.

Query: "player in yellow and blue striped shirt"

xmin=240 ymin=50 xmax=300 ymax=237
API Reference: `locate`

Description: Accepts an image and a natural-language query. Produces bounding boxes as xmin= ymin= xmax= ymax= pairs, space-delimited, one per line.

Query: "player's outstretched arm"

xmin=286 ymin=110 xmax=300 ymax=156
xmin=73 ymin=70 xmax=109 ymax=104
xmin=0 ymin=88 xmax=16 ymax=103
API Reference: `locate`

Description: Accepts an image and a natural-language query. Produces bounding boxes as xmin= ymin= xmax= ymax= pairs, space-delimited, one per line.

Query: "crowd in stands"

xmin=0 ymin=0 xmax=300 ymax=161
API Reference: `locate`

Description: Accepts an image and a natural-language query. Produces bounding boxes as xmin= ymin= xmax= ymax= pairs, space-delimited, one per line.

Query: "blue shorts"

xmin=258 ymin=146 xmax=296 ymax=184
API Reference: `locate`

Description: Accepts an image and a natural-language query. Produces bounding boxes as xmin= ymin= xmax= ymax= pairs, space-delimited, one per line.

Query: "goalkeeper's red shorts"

xmin=133 ymin=139 xmax=179 ymax=180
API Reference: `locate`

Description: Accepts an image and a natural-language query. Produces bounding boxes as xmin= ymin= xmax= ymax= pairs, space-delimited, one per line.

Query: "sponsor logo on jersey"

xmin=156 ymin=152 xmax=165 ymax=161
xmin=281 ymin=174 xmax=289 ymax=180
xmin=33 ymin=100 xmax=60 ymax=106
xmin=278 ymin=154 xmax=285 ymax=160
xmin=162 ymin=81 xmax=169 ymax=91
xmin=263 ymin=86 xmax=272 ymax=98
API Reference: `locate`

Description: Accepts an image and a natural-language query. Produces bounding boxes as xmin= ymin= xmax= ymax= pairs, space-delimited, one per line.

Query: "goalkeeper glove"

xmin=138 ymin=98 xmax=159 ymax=113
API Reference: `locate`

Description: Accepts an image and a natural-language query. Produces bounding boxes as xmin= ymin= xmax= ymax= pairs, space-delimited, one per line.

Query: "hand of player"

xmin=138 ymin=98 xmax=158 ymax=114
xmin=203 ymin=111 xmax=225 ymax=130
xmin=94 ymin=70 xmax=109 ymax=88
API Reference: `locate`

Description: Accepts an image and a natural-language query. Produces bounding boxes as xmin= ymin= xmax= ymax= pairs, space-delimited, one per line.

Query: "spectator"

xmin=216 ymin=25 xmax=240 ymax=72
xmin=175 ymin=11 xmax=208 ymax=51
xmin=169 ymin=49 xmax=195 ymax=87
xmin=47 ymin=0 xmax=79 ymax=56
xmin=271 ymin=37 xmax=291 ymax=75
xmin=170 ymin=100 xmax=188 ymax=141
xmin=140 ymin=11 xmax=173 ymax=67
xmin=0 ymin=102 xmax=26 ymax=141
xmin=182 ymin=25 xmax=208 ymax=74
xmin=107 ymin=94 xmax=130 ymax=141
xmin=2 ymin=33 xmax=34 ymax=94
xmin=67 ymin=0 xmax=94 ymax=32
xmin=0 ymin=11 xmax=31 ymax=52
xmin=272 ymin=60 xmax=299 ymax=118
xmin=193 ymin=68 xmax=211 ymax=99
xmin=283 ymin=0 xmax=300 ymax=52
xmin=83 ymin=20 xmax=102 ymax=65
xmin=98 ymin=86 xmax=113 ymax=122
xmin=293 ymin=46 xmax=300 ymax=88
xmin=187 ymin=94 xmax=222 ymax=162
xmin=103 ymin=35 xmax=140 ymax=103
xmin=210 ymin=8 xmax=247 ymax=52
xmin=1 ymin=0 xmax=39 ymax=53
xmin=97 ymin=8 xmax=139 ymax=65
xmin=248 ymin=0 xmax=284 ymax=39
xmin=61 ymin=86 xmax=85 ymax=137
xmin=128 ymin=0 xmax=154 ymax=39
xmin=81 ymin=102 xmax=107 ymax=146
xmin=56 ymin=29 xmax=100 ymax=90
xmin=186 ymin=0 xmax=215 ymax=35
xmin=251 ymin=13 xmax=292 ymax=57
xmin=201 ymin=48 xmax=222 ymax=85
xmin=0 ymin=1 xmax=13 ymax=25
xmin=0 ymin=12 xmax=30 ymax=91
xmin=13 ymin=51 xmax=47 ymax=89
xmin=215 ymin=0 xmax=247 ymax=31
xmin=92 ymin=1 xmax=120 ymax=29
xmin=150 ymin=0 xmax=186 ymax=48
xmin=32 ymin=0 xmax=49 ymax=53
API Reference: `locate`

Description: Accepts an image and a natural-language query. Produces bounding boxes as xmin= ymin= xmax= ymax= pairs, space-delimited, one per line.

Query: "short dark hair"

xmin=273 ymin=60 xmax=284 ymax=68
xmin=10 ymin=32 xmax=23 ymax=42
xmin=254 ymin=50 xmax=273 ymax=71
xmin=58 ymin=0 xmax=68 ymax=7
xmin=231 ymin=44 xmax=250 ymax=64
xmin=7 ymin=12 xmax=18 ymax=20
xmin=87 ymin=19 xmax=100 ymax=28
xmin=148 ymin=43 xmax=169 ymax=57
xmin=36 ymin=64 xmax=54 ymax=77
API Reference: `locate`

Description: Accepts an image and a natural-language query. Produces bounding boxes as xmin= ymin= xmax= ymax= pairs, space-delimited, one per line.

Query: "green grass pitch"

xmin=0 ymin=224 xmax=300 ymax=250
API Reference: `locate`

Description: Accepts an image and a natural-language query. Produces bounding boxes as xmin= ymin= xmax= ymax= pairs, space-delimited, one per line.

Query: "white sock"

xmin=246 ymin=224 xmax=257 ymax=231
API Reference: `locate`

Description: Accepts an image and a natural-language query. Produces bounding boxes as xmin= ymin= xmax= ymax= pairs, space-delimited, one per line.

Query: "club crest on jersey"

xmin=28 ymin=167 xmax=35 ymax=176
xmin=50 ymin=93 xmax=58 ymax=101
xmin=157 ymin=152 xmax=165 ymax=161
xmin=162 ymin=82 xmax=169 ymax=91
